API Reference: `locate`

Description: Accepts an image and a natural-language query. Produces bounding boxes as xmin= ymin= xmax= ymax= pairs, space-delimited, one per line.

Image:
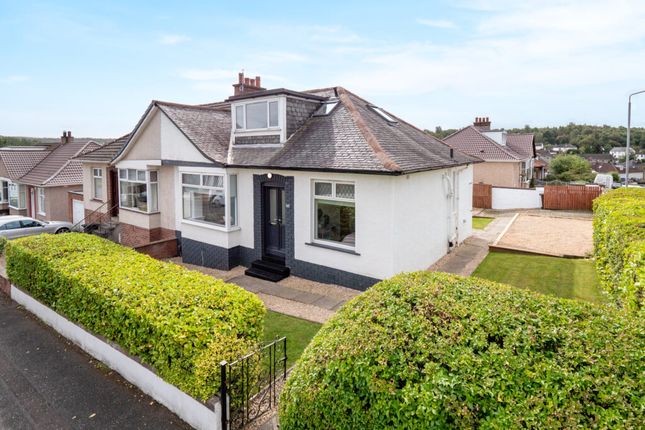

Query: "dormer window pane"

xmin=269 ymin=101 xmax=279 ymax=127
xmin=235 ymin=106 xmax=244 ymax=129
xmin=246 ymin=102 xmax=268 ymax=129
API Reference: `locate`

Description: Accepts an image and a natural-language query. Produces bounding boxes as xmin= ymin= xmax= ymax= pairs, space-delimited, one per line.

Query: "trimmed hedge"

xmin=0 ymin=235 xmax=6 ymax=255
xmin=6 ymin=233 xmax=265 ymax=400
xmin=593 ymin=188 xmax=645 ymax=313
xmin=280 ymin=272 xmax=644 ymax=429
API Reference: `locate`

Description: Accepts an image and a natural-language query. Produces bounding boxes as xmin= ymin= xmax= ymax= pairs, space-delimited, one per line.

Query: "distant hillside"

xmin=0 ymin=135 xmax=113 ymax=147
xmin=428 ymin=124 xmax=645 ymax=154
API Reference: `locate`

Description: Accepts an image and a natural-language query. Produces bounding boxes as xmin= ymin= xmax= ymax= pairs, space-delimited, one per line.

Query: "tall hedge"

xmin=279 ymin=272 xmax=644 ymax=429
xmin=6 ymin=233 xmax=265 ymax=400
xmin=593 ymin=188 xmax=645 ymax=313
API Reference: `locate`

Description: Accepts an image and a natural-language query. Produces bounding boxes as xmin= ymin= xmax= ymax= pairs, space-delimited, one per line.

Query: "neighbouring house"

xmin=0 ymin=146 xmax=50 ymax=215
xmin=584 ymin=153 xmax=613 ymax=163
xmin=0 ymin=132 xmax=98 ymax=222
xmin=590 ymin=161 xmax=618 ymax=175
xmin=443 ymin=117 xmax=535 ymax=188
xmin=533 ymin=158 xmax=547 ymax=180
xmin=550 ymin=144 xmax=577 ymax=154
xmin=78 ymin=73 xmax=479 ymax=289
xmin=615 ymin=163 xmax=645 ymax=183
xmin=609 ymin=146 xmax=636 ymax=160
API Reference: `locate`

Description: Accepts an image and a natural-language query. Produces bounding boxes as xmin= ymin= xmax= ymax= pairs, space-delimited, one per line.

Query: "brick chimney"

xmin=473 ymin=117 xmax=491 ymax=131
xmin=233 ymin=71 xmax=265 ymax=96
xmin=60 ymin=130 xmax=73 ymax=144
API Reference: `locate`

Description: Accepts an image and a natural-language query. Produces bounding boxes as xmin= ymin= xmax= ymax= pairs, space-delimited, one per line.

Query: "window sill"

xmin=305 ymin=241 xmax=360 ymax=256
xmin=37 ymin=212 xmax=46 ymax=216
xmin=119 ymin=207 xmax=160 ymax=215
xmin=91 ymin=198 xmax=104 ymax=203
xmin=181 ymin=218 xmax=240 ymax=233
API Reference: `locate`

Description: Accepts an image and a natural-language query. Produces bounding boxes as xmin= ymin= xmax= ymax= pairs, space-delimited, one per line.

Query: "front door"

xmin=263 ymin=186 xmax=286 ymax=261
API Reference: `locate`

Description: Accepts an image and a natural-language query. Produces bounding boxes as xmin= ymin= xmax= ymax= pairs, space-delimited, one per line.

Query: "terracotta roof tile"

xmin=19 ymin=140 xmax=97 ymax=186
xmin=444 ymin=126 xmax=531 ymax=161
xmin=0 ymin=150 xmax=49 ymax=180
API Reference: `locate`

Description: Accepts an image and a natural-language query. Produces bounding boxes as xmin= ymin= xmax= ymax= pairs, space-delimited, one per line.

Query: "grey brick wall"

xmin=181 ymin=237 xmax=239 ymax=270
xmin=234 ymin=135 xmax=280 ymax=145
xmin=286 ymin=97 xmax=320 ymax=139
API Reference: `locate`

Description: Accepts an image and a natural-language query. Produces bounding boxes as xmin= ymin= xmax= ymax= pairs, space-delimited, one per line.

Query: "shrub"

xmin=6 ymin=233 xmax=266 ymax=400
xmin=279 ymin=272 xmax=644 ymax=429
xmin=0 ymin=235 xmax=6 ymax=255
xmin=593 ymin=188 xmax=645 ymax=313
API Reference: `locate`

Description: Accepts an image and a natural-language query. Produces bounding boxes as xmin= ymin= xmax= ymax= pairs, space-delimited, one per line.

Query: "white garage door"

xmin=72 ymin=200 xmax=84 ymax=225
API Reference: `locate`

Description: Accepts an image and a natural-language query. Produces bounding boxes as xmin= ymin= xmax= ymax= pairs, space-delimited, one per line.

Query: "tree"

xmin=548 ymin=154 xmax=595 ymax=182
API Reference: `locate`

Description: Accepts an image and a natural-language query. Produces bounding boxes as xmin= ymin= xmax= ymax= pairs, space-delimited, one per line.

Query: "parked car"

xmin=0 ymin=216 xmax=73 ymax=239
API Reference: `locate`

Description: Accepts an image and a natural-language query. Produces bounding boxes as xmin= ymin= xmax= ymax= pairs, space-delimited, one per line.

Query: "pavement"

xmin=0 ymin=294 xmax=191 ymax=430
xmin=429 ymin=213 xmax=516 ymax=276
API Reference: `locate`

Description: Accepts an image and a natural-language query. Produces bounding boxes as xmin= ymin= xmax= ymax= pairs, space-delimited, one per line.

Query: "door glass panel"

xmin=269 ymin=188 xmax=278 ymax=222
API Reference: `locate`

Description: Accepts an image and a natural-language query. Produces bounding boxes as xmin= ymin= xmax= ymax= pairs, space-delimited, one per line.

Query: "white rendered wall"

xmin=491 ymin=187 xmax=542 ymax=210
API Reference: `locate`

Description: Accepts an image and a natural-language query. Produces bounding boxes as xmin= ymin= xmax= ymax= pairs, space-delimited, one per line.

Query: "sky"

xmin=1 ymin=0 xmax=645 ymax=138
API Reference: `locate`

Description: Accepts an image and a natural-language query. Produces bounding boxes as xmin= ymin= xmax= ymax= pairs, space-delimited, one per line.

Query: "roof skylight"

xmin=313 ymin=99 xmax=339 ymax=116
xmin=368 ymin=105 xmax=398 ymax=124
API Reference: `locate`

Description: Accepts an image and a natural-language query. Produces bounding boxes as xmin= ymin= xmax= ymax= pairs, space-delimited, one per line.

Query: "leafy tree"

xmin=548 ymin=154 xmax=594 ymax=182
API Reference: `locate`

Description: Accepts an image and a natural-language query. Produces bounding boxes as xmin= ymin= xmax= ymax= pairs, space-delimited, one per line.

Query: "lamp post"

xmin=626 ymin=90 xmax=645 ymax=186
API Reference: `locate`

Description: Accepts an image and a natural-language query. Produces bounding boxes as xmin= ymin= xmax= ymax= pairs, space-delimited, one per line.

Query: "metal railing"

xmin=220 ymin=337 xmax=287 ymax=430
xmin=72 ymin=200 xmax=120 ymax=241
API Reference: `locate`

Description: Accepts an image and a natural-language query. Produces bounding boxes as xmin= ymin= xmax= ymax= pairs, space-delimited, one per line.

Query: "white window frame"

xmin=8 ymin=183 xmax=26 ymax=209
xmin=179 ymin=171 xmax=239 ymax=231
xmin=92 ymin=168 xmax=104 ymax=200
xmin=311 ymin=180 xmax=356 ymax=251
xmin=37 ymin=187 xmax=46 ymax=215
xmin=118 ymin=169 xmax=158 ymax=214
xmin=0 ymin=179 xmax=8 ymax=203
xmin=234 ymin=98 xmax=280 ymax=131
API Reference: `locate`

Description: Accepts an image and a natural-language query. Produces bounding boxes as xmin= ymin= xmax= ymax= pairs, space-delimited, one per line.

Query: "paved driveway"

xmin=493 ymin=213 xmax=593 ymax=257
xmin=0 ymin=295 xmax=190 ymax=430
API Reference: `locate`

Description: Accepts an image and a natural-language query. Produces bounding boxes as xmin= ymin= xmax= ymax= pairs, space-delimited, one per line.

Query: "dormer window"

xmin=368 ymin=105 xmax=398 ymax=125
xmin=235 ymin=99 xmax=279 ymax=130
xmin=313 ymin=99 xmax=339 ymax=116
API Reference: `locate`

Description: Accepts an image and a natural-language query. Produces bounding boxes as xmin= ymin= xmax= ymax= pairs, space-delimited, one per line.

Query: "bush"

xmin=0 ymin=235 xmax=6 ymax=255
xmin=279 ymin=272 xmax=644 ymax=429
xmin=593 ymin=188 xmax=645 ymax=313
xmin=6 ymin=233 xmax=265 ymax=400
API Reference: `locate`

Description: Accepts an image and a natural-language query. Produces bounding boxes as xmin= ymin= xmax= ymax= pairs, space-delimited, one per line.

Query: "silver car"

xmin=0 ymin=216 xmax=73 ymax=239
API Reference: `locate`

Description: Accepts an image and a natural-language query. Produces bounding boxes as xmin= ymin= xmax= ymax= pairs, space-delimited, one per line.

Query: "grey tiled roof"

xmin=122 ymin=87 xmax=479 ymax=174
xmin=506 ymin=134 xmax=535 ymax=159
xmin=0 ymin=150 xmax=49 ymax=180
xmin=444 ymin=126 xmax=530 ymax=161
xmin=19 ymin=140 xmax=98 ymax=186
xmin=76 ymin=134 xmax=130 ymax=163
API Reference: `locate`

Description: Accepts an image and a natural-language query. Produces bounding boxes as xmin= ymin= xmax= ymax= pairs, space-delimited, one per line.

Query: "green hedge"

xmin=593 ymin=188 xmax=645 ymax=313
xmin=279 ymin=272 xmax=644 ymax=429
xmin=0 ymin=235 xmax=6 ymax=255
xmin=6 ymin=233 xmax=265 ymax=400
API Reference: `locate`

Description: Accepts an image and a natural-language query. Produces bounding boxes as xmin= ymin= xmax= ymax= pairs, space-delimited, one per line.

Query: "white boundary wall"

xmin=10 ymin=285 xmax=220 ymax=430
xmin=491 ymin=187 xmax=543 ymax=210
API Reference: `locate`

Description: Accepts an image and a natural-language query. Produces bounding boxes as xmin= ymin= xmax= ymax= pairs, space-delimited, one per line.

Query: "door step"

xmin=245 ymin=259 xmax=290 ymax=282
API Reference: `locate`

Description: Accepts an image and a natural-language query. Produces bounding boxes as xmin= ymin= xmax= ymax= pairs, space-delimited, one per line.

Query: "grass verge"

xmin=472 ymin=251 xmax=606 ymax=304
xmin=264 ymin=311 xmax=321 ymax=367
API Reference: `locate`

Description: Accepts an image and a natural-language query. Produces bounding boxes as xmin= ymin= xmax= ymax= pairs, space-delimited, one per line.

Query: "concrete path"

xmin=0 ymin=294 xmax=190 ymax=430
xmin=227 ymin=275 xmax=353 ymax=324
xmin=429 ymin=214 xmax=516 ymax=276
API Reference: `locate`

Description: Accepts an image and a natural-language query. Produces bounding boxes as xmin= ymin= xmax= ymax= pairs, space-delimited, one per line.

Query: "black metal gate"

xmin=220 ymin=337 xmax=287 ymax=430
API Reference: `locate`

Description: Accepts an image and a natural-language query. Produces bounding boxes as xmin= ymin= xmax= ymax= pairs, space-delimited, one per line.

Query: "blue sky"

xmin=2 ymin=0 xmax=645 ymax=138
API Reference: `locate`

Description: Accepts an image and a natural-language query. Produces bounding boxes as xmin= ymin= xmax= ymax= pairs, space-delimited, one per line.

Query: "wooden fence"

xmin=542 ymin=185 xmax=602 ymax=210
xmin=473 ymin=183 xmax=492 ymax=209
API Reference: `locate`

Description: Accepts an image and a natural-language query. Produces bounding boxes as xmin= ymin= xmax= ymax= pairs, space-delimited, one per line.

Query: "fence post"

xmin=220 ymin=360 xmax=228 ymax=430
xmin=283 ymin=336 xmax=287 ymax=380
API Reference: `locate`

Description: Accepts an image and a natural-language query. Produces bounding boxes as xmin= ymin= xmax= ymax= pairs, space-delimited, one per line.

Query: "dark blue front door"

xmin=263 ymin=185 xmax=285 ymax=260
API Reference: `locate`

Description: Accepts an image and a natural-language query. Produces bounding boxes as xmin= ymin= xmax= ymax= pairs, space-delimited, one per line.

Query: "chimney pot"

xmin=238 ymin=72 xmax=244 ymax=84
xmin=244 ymin=77 xmax=250 ymax=85
xmin=250 ymin=78 xmax=255 ymax=87
xmin=255 ymin=76 xmax=261 ymax=87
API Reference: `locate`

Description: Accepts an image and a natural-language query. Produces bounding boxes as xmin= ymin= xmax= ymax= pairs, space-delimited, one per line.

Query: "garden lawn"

xmin=473 ymin=216 xmax=494 ymax=230
xmin=263 ymin=311 xmax=321 ymax=367
xmin=472 ymin=251 xmax=606 ymax=304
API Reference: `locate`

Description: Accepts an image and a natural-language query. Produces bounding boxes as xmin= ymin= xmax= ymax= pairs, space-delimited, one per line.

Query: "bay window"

xmin=8 ymin=183 xmax=26 ymax=209
xmin=235 ymin=100 xmax=279 ymax=130
xmin=182 ymin=173 xmax=238 ymax=228
xmin=313 ymin=181 xmax=356 ymax=248
xmin=119 ymin=169 xmax=158 ymax=213
xmin=92 ymin=168 xmax=103 ymax=200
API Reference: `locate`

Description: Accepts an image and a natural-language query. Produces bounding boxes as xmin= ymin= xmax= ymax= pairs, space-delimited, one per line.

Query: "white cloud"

xmin=160 ymin=34 xmax=191 ymax=45
xmin=2 ymin=75 xmax=29 ymax=84
xmin=417 ymin=19 xmax=457 ymax=29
